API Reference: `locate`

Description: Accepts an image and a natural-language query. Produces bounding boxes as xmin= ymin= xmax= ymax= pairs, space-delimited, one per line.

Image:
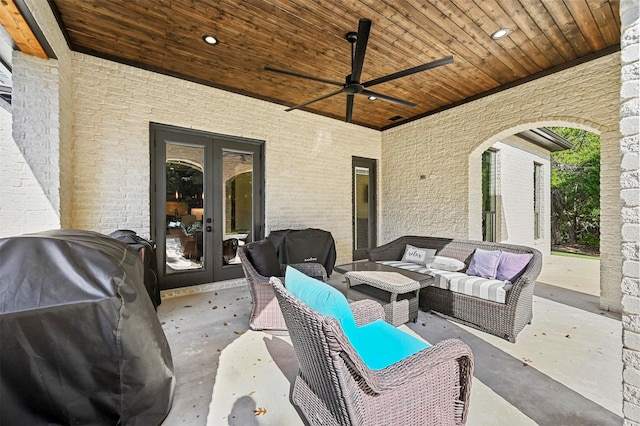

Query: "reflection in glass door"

xmin=222 ymin=151 xmax=253 ymax=266
xmin=165 ymin=145 xmax=205 ymax=275
xmin=152 ymin=124 xmax=264 ymax=289
xmin=352 ymin=157 xmax=377 ymax=260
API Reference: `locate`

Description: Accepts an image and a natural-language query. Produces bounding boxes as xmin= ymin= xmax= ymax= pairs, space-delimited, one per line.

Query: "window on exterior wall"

xmin=534 ymin=162 xmax=543 ymax=240
xmin=482 ymin=150 xmax=497 ymax=242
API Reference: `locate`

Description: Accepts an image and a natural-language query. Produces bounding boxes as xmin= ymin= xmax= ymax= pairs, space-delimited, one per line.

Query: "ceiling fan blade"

xmin=360 ymin=89 xmax=416 ymax=108
xmin=345 ymin=94 xmax=355 ymax=123
xmin=363 ymin=56 xmax=454 ymax=88
xmin=265 ymin=66 xmax=343 ymax=86
xmin=351 ymin=18 xmax=371 ymax=83
xmin=285 ymin=88 xmax=344 ymax=112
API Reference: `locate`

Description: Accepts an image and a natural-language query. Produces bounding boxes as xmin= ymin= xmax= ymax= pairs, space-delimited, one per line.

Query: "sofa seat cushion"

xmin=430 ymin=269 xmax=511 ymax=304
xmin=376 ymin=260 xmax=431 ymax=274
xmin=350 ymin=319 xmax=430 ymax=370
xmin=428 ymin=269 xmax=469 ymax=289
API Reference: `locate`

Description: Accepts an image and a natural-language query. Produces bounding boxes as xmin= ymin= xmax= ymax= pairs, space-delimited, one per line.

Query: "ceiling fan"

xmin=265 ymin=18 xmax=454 ymax=123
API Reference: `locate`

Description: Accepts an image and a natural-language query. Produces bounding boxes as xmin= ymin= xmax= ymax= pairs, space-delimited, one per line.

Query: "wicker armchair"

xmin=238 ymin=243 xmax=327 ymax=331
xmin=271 ymin=276 xmax=474 ymax=426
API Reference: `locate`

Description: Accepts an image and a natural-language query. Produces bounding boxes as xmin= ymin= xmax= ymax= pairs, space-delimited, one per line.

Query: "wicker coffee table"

xmin=343 ymin=270 xmax=429 ymax=326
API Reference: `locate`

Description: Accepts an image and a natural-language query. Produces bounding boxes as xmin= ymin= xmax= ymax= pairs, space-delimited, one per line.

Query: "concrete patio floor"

xmin=157 ymin=255 xmax=622 ymax=425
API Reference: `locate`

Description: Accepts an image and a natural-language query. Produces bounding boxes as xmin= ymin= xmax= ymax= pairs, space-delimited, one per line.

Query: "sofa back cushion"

xmin=429 ymin=255 xmax=466 ymax=272
xmin=467 ymin=248 xmax=502 ymax=279
xmin=496 ymin=251 xmax=534 ymax=282
xmin=247 ymin=240 xmax=282 ymax=277
xmin=285 ymin=266 xmax=357 ymax=338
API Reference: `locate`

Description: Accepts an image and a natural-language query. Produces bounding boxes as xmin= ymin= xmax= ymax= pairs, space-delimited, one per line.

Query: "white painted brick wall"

xmin=0 ymin=2 xmax=626 ymax=311
xmin=621 ymin=0 xmax=640 ymax=422
xmin=0 ymin=0 xmax=74 ymax=238
xmin=0 ymin=105 xmax=59 ymax=236
xmin=24 ymin=0 xmax=74 ymax=228
xmin=9 ymin=52 xmax=62 ymax=233
xmin=491 ymin=137 xmax=551 ymax=255
xmin=69 ymin=53 xmax=380 ymax=265
xmin=382 ymin=53 xmax=621 ymax=311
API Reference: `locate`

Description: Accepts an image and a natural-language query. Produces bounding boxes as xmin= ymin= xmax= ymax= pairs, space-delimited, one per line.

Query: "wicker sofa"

xmin=367 ymin=236 xmax=543 ymax=342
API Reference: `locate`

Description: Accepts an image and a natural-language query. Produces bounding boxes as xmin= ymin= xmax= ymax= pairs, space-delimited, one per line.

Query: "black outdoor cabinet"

xmin=268 ymin=228 xmax=336 ymax=276
xmin=0 ymin=229 xmax=174 ymax=425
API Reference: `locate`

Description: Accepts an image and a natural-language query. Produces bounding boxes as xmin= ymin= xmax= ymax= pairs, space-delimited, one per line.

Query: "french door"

xmin=151 ymin=124 xmax=264 ymax=289
xmin=352 ymin=157 xmax=377 ymax=260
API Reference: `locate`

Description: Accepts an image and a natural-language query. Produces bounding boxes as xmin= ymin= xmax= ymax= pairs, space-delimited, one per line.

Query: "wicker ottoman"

xmin=344 ymin=270 xmax=428 ymax=326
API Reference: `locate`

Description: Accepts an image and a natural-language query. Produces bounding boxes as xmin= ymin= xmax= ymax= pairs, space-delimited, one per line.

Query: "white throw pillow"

xmin=428 ymin=255 xmax=466 ymax=272
xmin=401 ymin=244 xmax=436 ymax=266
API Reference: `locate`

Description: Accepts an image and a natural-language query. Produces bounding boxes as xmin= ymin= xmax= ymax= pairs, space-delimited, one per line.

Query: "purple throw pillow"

xmin=496 ymin=252 xmax=533 ymax=282
xmin=467 ymin=248 xmax=502 ymax=279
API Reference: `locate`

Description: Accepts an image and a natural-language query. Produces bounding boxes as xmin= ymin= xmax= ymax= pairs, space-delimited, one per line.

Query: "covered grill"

xmin=268 ymin=228 xmax=336 ymax=276
xmin=0 ymin=229 xmax=174 ymax=425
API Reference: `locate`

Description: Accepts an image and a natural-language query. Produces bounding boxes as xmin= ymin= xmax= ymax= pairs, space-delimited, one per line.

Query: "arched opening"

xmin=548 ymin=128 xmax=601 ymax=256
xmin=468 ymin=120 xmax=618 ymax=309
xmin=465 ymin=122 xmax=621 ymax=418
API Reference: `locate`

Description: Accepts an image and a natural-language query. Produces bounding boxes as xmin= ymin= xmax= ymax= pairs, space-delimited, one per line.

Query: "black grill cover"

xmin=108 ymin=229 xmax=161 ymax=309
xmin=0 ymin=229 xmax=174 ymax=425
xmin=268 ymin=228 xmax=336 ymax=276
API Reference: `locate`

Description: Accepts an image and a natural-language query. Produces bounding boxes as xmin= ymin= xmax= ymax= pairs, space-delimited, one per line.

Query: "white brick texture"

xmin=382 ymin=53 xmax=621 ymax=311
xmin=69 ymin=53 xmax=380 ymax=264
xmin=622 ymin=0 xmax=640 ymax=422
xmin=489 ymin=137 xmax=551 ymax=255
xmin=0 ymin=2 xmax=629 ymax=311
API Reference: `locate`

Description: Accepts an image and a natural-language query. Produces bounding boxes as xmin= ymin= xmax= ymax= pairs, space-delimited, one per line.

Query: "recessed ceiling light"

xmin=202 ymin=35 xmax=219 ymax=45
xmin=491 ymin=28 xmax=511 ymax=40
xmin=368 ymin=96 xmax=377 ymax=101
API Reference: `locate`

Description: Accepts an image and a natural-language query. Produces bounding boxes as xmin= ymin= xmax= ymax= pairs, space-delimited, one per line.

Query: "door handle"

xmin=206 ymin=226 xmax=212 ymax=232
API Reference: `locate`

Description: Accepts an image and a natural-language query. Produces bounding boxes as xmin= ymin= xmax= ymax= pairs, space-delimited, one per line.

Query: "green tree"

xmin=549 ymin=127 xmax=600 ymax=249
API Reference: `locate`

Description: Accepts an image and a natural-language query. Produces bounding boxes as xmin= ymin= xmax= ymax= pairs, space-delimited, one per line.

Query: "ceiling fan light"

xmin=491 ymin=28 xmax=510 ymax=40
xmin=202 ymin=35 xmax=219 ymax=45
xmin=368 ymin=96 xmax=376 ymax=101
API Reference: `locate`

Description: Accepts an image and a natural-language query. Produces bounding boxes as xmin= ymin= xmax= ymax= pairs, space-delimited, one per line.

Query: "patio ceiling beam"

xmin=0 ymin=0 xmax=48 ymax=59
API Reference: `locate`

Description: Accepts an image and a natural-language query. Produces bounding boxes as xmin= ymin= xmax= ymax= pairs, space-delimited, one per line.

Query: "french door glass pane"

xmin=222 ymin=150 xmax=253 ymax=265
xmin=354 ymin=167 xmax=370 ymax=250
xmin=165 ymin=143 xmax=205 ymax=274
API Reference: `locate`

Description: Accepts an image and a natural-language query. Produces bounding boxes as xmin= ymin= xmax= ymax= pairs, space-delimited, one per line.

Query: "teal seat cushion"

xmin=285 ymin=266 xmax=430 ymax=370
xmin=350 ymin=319 xmax=430 ymax=370
xmin=285 ymin=266 xmax=358 ymax=337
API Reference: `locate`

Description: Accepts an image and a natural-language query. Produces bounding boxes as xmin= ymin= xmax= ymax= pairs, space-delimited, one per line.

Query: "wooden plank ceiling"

xmin=48 ymin=0 xmax=620 ymax=130
xmin=0 ymin=0 xmax=47 ymax=59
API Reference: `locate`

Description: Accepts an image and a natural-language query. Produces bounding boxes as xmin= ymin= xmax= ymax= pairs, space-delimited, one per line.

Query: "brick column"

xmin=9 ymin=52 xmax=63 ymax=232
xmin=621 ymin=0 xmax=640 ymax=423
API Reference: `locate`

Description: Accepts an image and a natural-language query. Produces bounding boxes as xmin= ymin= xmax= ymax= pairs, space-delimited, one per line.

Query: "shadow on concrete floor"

xmin=534 ymin=281 xmax=621 ymax=320
xmin=407 ymin=310 xmax=621 ymax=426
